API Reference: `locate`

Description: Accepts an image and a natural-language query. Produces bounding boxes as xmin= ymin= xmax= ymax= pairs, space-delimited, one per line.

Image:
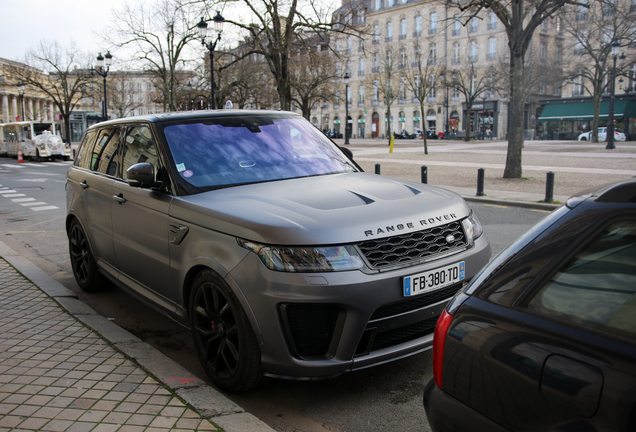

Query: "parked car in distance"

xmin=423 ymin=178 xmax=636 ymax=432
xmin=66 ymin=110 xmax=492 ymax=393
xmin=578 ymin=126 xmax=626 ymax=142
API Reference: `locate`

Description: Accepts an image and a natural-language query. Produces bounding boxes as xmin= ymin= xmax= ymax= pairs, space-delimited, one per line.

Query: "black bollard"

xmin=375 ymin=163 xmax=381 ymax=175
xmin=421 ymin=165 xmax=428 ymax=184
xmin=476 ymin=168 xmax=485 ymax=196
xmin=545 ymin=171 xmax=555 ymax=202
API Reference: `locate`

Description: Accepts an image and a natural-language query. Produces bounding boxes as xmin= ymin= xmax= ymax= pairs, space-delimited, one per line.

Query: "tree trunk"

xmin=503 ymin=53 xmax=524 ymax=178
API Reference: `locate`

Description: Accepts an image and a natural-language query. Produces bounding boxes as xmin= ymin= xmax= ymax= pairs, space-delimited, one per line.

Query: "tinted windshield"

xmin=163 ymin=115 xmax=357 ymax=190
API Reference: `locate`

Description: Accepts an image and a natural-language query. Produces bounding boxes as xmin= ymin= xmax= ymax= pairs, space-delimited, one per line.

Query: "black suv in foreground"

xmin=424 ymin=179 xmax=636 ymax=432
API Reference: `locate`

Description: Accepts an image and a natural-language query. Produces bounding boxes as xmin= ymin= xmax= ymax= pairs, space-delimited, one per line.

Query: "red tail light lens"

xmin=433 ymin=309 xmax=454 ymax=389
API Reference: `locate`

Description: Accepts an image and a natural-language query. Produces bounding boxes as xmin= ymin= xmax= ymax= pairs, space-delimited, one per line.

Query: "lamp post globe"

xmin=94 ymin=51 xmax=113 ymax=121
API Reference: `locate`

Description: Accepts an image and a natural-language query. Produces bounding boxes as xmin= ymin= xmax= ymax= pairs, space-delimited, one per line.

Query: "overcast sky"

xmin=0 ymin=0 xmax=132 ymax=62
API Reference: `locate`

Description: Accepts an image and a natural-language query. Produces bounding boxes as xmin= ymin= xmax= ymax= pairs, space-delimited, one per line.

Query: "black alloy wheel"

xmin=190 ymin=270 xmax=264 ymax=393
xmin=68 ymin=219 xmax=110 ymax=292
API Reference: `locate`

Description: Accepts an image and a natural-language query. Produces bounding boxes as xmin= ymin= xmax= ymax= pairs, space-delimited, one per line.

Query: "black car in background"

xmin=424 ymin=179 xmax=636 ymax=432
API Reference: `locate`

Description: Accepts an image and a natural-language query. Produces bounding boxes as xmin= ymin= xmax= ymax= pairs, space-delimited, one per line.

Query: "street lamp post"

xmin=481 ymin=94 xmax=487 ymax=140
xmin=16 ymin=83 xmax=26 ymax=121
xmin=607 ymin=40 xmax=625 ymax=150
xmin=92 ymin=51 xmax=113 ymax=121
xmin=197 ymin=12 xmax=225 ymax=110
xmin=344 ymin=72 xmax=350 ymax=144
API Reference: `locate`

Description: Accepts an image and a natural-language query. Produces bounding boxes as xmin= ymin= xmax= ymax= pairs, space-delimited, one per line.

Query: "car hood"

xmin=169 ymin=172 xmax=471 ymax=245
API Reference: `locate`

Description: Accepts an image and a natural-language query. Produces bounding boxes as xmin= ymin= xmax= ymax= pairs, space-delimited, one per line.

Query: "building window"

xmin=470 ymin=16 xmax=478 ymax=33
xmin=538 ymin=83 xmax=545 ymax=94
xmin=373 ymin=52 xmax=380 ymax=72
xmin=413 ymin=44 xmax=421 ymax=67
xmin=429 ymin=12 xmax=438 ymax=34
xmin=428 ymin=43 xmax=436 ymax=65
xmin=375 ymin=0 xmax=381 ymax=11
xmin=373 ymin=80 xmax=379 ymax=103
xmin=386 ymin=21 xmax=393 ymax=42
xmin=400 ymin=48 xmax=407 ymax=68
xmin=414 ymin=16 xmax=422 ymax=37
xmin=489 ymin=11 xmax=497 ymax=30
xmin=427 ymin=74 xmax=436 ymax=102
xmin=373 ymin=25 xmax=380 ymax=43
xmin=452 ymin=42 xmax=460 ymax=64
xmin=573 ymin=75 xmax=584 ymax=96
xmin=359 ymin=58 xmax=365 ymax=75
xmin=347 ymin=36 xmax=352 ymax=54
xmin=359 ymin=85 xmax=365 ymax=105
xmin=358 ymin=9 xmax=365 ymax=24
xmin=487 ymin=38 xmax=496 ymax=60
xmin=453 ymin=15 xmax=461 ymax=36
xmin=470 ymin=41 xmax=478 ymax=62
xmin=400 ymin=18 xmax=407 ymax=40
xmin=540 ymin=41 xmax=547 ymax=60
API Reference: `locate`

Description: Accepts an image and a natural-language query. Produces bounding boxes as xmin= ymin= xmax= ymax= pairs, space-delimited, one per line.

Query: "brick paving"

xmin=0 ymin=258 xmax=219 ymax=432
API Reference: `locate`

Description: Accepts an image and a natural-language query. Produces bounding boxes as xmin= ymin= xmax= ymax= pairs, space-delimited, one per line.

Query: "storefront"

xmin=463 ymin=100 xmax=499 ymax=138
xmin=537 ymin=96 xmax=636 ymax=140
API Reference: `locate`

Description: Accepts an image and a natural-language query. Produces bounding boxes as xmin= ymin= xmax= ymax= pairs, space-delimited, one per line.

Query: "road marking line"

xmin=31 ymin=206 xmax=59 ymax=211
xmin=531 ymin=209 xmax=552 ymax=213
xmin=0 ymin=190 xmax=18 ymax=194
xmin=0 ymin=164 xmax=24 ymax=168
xmin=20 ymin=202 xmax=48 ymax=206
xmin=12 ymin=198 xmax=36 ymax=203
xmin=484 ymin=204 xmax=508 ymax=209
xmin=2 ymin=194 xmax=26 ymax=198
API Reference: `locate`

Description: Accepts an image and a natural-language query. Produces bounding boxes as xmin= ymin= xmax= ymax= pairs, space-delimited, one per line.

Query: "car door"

xmin=110 ymin=124 xmax=175 ymax=313
xmin=67 ymin=127 xmax=121 ymax=276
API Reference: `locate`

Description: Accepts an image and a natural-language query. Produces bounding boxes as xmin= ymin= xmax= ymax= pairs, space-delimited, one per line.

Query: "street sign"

xmin=225 ymin=100 xmax=233 ymax=109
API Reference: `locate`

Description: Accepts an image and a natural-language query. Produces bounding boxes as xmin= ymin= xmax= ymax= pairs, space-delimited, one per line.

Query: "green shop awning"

xmin=537 ymin=100 xmax=636 ymax=122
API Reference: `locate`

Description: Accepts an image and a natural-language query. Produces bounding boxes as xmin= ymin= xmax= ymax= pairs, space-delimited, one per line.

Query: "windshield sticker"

xmin=182 ymin=170 xmax=193 ymax=178
xmin=176 ymin=163 xmax=186 ymax=172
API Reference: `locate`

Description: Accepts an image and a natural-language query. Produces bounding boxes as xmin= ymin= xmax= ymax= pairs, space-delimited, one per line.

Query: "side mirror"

xmin=339 ymin=146 xmax=354 ymax=160
xmin=127 ymin=163 xmax=163 ymax=189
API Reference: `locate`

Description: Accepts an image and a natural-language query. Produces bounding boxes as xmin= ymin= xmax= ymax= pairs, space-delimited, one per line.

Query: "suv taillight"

xmin=433 ymin=310 xmax=454 ymax=389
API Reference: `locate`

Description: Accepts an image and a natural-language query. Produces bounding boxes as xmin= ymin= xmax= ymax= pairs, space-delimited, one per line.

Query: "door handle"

xmin=80 ymin=181 xmax=89 ymax=189
xmin=112 ymin=194 xmax=127 ymax=204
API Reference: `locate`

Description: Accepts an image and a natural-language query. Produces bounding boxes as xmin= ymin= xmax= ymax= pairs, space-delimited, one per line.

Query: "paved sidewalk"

xmin=0 ymin=242 xmax=274 ymax=432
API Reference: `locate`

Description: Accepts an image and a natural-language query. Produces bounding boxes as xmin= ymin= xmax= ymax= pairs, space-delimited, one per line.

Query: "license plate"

xmin=403 ymin=262 xmax=465 ymax=297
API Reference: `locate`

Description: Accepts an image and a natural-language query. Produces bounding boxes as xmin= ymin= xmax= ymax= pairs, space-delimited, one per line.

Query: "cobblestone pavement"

xmin=0 ymin=257 xmax=219 ymax=432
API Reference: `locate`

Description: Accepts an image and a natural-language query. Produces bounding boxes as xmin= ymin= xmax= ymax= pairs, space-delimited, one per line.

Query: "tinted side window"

xmin=91 ymin=128 xmax=120 ymax=175
xmin=526 ymin=219 xmax=636 ymax=341
xmin=75 ymin=130 xmax=97 ymax=169
xmin=121 ymin=126 xmax=158 ymax=180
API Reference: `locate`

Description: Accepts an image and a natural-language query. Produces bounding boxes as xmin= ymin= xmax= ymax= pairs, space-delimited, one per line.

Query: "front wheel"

xmin=189 ymin=270 xmax=265 ymax=393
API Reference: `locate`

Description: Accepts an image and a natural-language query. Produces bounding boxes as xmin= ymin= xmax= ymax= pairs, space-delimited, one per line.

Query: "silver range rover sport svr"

xmin=66 ymin=111 xmax=491 ymax=393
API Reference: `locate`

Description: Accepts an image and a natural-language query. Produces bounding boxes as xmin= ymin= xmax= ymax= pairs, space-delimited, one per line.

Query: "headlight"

xmin=237 ymin=239 xmax=365 ymax=272
xmin=461 ymin=211 xmax=484 ymax=246
xmin=39 ymin=144 xmax=45 ymax=149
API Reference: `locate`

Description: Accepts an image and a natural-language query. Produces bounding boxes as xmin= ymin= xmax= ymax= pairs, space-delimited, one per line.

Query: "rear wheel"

xmin=189 ymin=270 xmax=265 ymax=393
xmin=68 ymin=219 xmax=111 ymax=292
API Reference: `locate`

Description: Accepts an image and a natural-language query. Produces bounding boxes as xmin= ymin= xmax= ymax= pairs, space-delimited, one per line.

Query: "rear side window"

xmin=526 ymin=220 xmax=636 ymax=341
xmin=91 ymin=128 xmax=120 ymax=175
xmin=75 ymin=130 xmax=97 ymax=169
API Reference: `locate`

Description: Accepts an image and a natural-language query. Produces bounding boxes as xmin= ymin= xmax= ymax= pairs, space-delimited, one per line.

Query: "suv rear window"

xmin=526 ymin=220 xmax=636 ymax=340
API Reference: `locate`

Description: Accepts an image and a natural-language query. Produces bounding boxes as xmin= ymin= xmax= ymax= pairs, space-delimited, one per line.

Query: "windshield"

xmin=163 ymin=114 xmax=357 ymax=190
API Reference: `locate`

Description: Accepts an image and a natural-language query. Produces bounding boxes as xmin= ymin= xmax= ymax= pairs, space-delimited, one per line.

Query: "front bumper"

xmin=228 ymin=236 xmax=491 ymax=379
xmin=423 ymin=379 xmax=510 ymax=432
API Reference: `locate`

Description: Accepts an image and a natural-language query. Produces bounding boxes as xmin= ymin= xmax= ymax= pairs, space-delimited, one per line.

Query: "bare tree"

xmin=443 ymin=52 xmax=492 ymax=141
xmin=453 ymin=0 xmax=583 ymax=178
xmin=403 ymin=35 xmax=445 ymax=154
xmin=8 ymin=40 xmax=94 ymax=141
xmin=224 ymin=0 xmax=363 ymax=111
xmin=290 ymin=43 xmax=337 ymax=119
xmin=560 ymin=0 xmax=636 ymax=142
xmin=366 ymin=43 xmax=401 ymax=143
xmin=107 ymin=72 xmax=145 ymax=118
xmin=103 ymin=0 xmax=210 ymax=112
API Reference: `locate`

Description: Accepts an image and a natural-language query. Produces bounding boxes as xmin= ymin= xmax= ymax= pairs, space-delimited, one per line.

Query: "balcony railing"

xmin=429 ymin=27 xmax=437 ymax=34
xmin=452 ymin=28 xmax=460 ymax=36
xmin=385 ymin=36 xmax=393 ymax=42
xmin=487 ymin=53 xmax=496 ymax=60
xmin=372 ymin=66 xmax=380 ymax=73
xmin=399 ymin=34 xmax=406 ymax=40
xmin=413 ymin=30 xmax=422 ymax=37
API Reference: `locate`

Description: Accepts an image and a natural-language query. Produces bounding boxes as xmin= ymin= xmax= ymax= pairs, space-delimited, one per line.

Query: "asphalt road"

xmin=0 ymin=157 xmax=550 ymax=432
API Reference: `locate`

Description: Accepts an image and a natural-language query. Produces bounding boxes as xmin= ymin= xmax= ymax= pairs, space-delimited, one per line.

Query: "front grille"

xmin=371 ymin=315 xmax=439 ymax=351
xmin=370 ymin=283 xmax=463 ymax=321
xmin=357 ymin=221 xmax=467 ymax=269
xmin=279 ymin=304 xmax=342 ymax=359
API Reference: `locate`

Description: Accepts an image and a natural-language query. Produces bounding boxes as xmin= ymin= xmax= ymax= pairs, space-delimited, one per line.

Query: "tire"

xmin=580 ymin=137 xmax=587 ymax=141
xmin=189 ymin=270 xmax=265 ymax=393
xmin=34 ymin=149 xmax=42 ymax=162
xmin=68 ymin=219 xmax=111 ymax=292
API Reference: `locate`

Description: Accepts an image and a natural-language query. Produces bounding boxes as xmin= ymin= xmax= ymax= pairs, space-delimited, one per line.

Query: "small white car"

xmin=578 ymin=127 xmax=626 ymax=142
